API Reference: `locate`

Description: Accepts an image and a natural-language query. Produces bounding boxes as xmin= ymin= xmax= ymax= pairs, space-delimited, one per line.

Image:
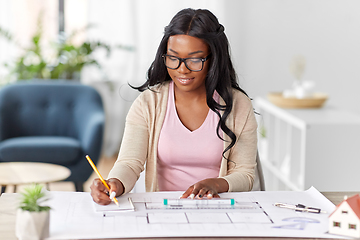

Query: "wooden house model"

xmin=329 ymin=194 xmax=360 ymax=238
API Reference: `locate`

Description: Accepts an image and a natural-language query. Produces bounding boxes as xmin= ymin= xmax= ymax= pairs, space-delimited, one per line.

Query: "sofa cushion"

xmin=0 ymin=136 xmax=82 ymax=165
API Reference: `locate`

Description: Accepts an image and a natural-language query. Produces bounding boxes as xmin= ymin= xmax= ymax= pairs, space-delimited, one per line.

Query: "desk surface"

xmin=0 ymin=162 xmax=71 ymax=185
xmin=0 ymin=191 xmax=357 ymax=240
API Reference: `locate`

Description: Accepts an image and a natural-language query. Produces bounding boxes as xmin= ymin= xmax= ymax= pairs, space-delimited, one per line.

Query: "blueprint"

xmin=45 ymin=187 xmax=346 ymax=239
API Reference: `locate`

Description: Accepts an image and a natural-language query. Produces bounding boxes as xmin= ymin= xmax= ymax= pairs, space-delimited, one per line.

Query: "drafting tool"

xmin=128 ymin=197 xmax=136 ymax=211
xmin=163 ymin=198 xmax=235 ymax=209
xmin=164 ymin=198 xmax=235 ymax=206
xmin=274 ymin=202 xmax=326 ymax=214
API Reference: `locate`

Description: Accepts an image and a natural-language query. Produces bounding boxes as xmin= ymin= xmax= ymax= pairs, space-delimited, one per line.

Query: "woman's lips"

xmin=177 ymin=77 xmax=194 ymax=84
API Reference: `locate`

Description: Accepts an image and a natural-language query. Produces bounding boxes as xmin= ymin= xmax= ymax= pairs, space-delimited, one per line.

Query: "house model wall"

xmin=329 ymin=195 xmax=360 ymax=238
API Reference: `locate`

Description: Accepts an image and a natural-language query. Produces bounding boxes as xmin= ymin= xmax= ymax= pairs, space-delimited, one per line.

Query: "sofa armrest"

xmin=78 ymin=111 xmax=105 ymax=164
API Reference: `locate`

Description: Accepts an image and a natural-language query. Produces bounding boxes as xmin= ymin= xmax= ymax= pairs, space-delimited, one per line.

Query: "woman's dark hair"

xmin=133 ymin=8 xmax=248 ymax=159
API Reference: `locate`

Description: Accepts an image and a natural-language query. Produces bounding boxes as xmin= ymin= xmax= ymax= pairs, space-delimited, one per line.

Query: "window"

xmin=333 ymin=222 xmax=341 ymax=227
xmin=349 ymin=224 xmax=357 ymax=230
xmin=342 ymin=210 xmax=348 ymax=214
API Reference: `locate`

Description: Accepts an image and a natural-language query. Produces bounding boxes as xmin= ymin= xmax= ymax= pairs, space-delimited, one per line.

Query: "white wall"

xmin=84 ymin=0 xmax=360 ymax=114
xmin=81 ymin=0 xmax=225 ymax=86
xmin=223 ymin=0 xmax=360 ymax=114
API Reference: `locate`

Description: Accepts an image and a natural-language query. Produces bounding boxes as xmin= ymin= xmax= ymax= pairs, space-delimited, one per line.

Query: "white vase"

xmin=15 ymin=209 xmax=49 ymax=240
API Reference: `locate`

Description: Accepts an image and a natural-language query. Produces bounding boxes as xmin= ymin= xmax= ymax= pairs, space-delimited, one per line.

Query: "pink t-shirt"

xmin=157 ymin=81 xmax=223 ymax=191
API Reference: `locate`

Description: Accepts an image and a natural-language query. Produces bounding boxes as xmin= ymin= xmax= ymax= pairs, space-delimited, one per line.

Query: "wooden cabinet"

xmin=255 ymin=97 xmax=360 ymax=191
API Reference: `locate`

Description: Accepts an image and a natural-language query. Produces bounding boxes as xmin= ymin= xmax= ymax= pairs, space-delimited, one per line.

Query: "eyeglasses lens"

xmin=164 ymin=55 xmax=203 ymax=71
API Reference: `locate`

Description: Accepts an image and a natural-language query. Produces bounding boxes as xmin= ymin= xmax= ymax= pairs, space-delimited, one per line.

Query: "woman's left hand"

xmin=180 ymin=178 xmax=229 ymax=199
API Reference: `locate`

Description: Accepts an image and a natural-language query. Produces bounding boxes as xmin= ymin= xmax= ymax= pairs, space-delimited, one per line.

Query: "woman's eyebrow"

xmin=168 ymin=48 xmax=178 ymax=54
xmin=188 ymin=50 xmax=204 ymax=55
xmin=168 ymin=49 xmax=204 ymax=56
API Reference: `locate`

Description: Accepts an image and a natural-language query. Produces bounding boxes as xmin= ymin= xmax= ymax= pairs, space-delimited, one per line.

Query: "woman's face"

xmin=165 ymin=34 xmax=210 ymax=95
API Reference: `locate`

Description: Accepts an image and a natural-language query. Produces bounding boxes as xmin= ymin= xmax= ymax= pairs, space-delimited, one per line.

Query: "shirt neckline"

xmin=170 ymin=81 xmax=213 ymax=133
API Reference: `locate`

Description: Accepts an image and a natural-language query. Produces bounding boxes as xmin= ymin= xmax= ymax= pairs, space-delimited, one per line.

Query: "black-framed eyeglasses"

xmin=162 ymin=54 xmax=211 ymax=72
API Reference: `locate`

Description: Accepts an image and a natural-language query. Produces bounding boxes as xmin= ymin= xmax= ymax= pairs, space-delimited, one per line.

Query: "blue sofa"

xmin=0 ymin=81 xmax=105 ymax=191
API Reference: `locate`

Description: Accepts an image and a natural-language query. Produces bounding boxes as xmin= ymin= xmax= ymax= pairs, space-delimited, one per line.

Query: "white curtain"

xmin=0 ymin=0 xmax=58 ymax=84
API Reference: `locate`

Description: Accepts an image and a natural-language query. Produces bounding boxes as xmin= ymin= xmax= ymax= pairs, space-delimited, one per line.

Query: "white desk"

xmin=0 ymin=188 xmax=346 ymax=240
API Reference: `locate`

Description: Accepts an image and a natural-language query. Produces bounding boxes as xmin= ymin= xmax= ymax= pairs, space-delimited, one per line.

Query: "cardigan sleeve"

xmin=107 ymin=94 xmax=149 ymax=194
xmin=220 ymin=94 xmax=258 ymax=192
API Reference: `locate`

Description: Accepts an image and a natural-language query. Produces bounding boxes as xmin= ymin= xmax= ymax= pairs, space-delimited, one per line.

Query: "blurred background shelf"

xmin=255 ymin=97 xmax=360 ymax=191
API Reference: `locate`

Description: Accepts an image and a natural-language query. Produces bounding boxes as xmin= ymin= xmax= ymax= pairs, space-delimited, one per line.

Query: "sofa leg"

xmin=1 ymin=185 xmax=6 ymax=194
xmin=74 ymin=182 xmax=84 ymax=192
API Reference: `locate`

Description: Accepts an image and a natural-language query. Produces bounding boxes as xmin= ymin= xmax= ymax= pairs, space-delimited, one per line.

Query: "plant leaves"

xmin=19 ymin=184 xmax=50 ymax=212
xmin=0 ymin=17 xmax=134 ymax=81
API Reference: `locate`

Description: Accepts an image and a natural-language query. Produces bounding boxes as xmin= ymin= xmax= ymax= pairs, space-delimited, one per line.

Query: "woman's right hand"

xmin=90 ymin=178 xmax=124 ymax=205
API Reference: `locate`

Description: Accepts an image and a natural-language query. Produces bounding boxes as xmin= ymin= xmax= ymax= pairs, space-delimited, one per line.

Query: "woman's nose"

xmin=177 ymin=61 xmax=191 ymax=73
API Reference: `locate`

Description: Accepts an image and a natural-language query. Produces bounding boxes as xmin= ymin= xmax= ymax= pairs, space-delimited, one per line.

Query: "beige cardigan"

xmin=108 ymin=81 xmax=258 ymax=194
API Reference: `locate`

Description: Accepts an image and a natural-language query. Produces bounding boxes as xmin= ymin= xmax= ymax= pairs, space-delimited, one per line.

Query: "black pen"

xmin=274 ymin=202 xmax=327 ymax=214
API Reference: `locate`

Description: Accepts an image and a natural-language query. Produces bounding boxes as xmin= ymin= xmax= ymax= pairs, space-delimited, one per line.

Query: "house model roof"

xmin=330 ymin=194 xmax=360 ymax=219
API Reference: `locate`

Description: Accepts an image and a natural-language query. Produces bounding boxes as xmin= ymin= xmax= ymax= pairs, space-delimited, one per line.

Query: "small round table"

xmin=0 ymin=162 xmax=71 ymax=193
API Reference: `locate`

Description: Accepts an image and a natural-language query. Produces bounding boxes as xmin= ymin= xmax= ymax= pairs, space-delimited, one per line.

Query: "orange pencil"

xmin=86 ymin=155 xmax=119 ymax=206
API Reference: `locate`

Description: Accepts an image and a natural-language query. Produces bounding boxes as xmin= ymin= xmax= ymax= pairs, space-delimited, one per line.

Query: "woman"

xmin=90 ymin=8 xmax=257 ymax=205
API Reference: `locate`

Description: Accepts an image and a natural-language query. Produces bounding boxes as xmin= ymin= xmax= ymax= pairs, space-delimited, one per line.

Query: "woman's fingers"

xmin=197 ymin=188 xmax=208 ymax=199
xmin=180 ymin=186 xmax=194 ymax=199
xmin=181 ymin=186 xmax=204 ymax=199
xmin=90 ymin=178 xmax=112 ymax=205
xmin=108 ymin=178 xmax=124 ymax=197
xmin=90 ymin=178 xmax=125 ymax=205
xmin=181 ymin=178 xmax=223 ymax=199
xmin=206 ymin=190 xmax=219 ymax=199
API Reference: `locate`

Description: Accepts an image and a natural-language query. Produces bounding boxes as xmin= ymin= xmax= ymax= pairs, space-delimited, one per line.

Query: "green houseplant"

xmin=16 ymin=184 xmax=50 ymax=240
xmin=0 ymin=17 xmax=131 ymax=83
